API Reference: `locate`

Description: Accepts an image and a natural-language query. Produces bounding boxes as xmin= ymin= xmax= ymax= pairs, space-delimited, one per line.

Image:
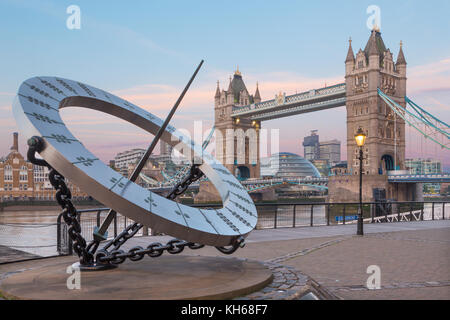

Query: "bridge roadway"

xmin=147 ymin=174 xmax=450 ymax=193
xmin=231 ymin=83 xmax=346 ymax=121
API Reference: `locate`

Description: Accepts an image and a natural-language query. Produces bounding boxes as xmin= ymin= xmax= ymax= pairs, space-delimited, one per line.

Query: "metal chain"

xmin=28 ymin=136 xmax=243 ymax=266
xmin=96 ymin=240 xmax=205 ymax=265
xmin=167 ymin=164 xmax=204 ymax=200
xmin=91 ymin=163 xmax=207 ymax=264
xmin=27 ymin=136 xmax=94 ymax=265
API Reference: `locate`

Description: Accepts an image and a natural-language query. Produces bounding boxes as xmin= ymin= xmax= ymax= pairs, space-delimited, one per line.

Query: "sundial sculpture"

xmin=12 ymin=61 xmax=258 ymax=269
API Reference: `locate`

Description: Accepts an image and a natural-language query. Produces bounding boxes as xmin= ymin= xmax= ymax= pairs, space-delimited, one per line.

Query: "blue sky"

xmin=0 ymin=0 xmax=449 ymax=169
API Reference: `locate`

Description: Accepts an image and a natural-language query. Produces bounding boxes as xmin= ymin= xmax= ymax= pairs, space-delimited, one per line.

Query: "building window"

xmin=4 ymin=165 xmax=12 ymax=181
xmin=19 ymin=165 xmax=28 ymax=181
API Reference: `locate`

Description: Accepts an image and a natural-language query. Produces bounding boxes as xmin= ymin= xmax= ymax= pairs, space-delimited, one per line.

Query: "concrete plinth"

xmin=0 ymin=255 xmax=272 ymax=300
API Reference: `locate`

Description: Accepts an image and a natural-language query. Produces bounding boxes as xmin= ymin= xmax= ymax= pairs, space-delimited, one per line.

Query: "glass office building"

xmin=261 ymin=152 xmax=321 ymax=178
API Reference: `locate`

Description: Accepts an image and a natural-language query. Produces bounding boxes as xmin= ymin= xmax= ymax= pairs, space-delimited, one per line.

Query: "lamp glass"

xmin=355 ymin=130 xmax=366 ymax=147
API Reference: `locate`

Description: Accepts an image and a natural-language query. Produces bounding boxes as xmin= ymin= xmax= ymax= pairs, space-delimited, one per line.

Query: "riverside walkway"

xmin=1 ymin=220 xmax=449 ymax=300
xmin=123 ymin=220 xmax=450 ymax=299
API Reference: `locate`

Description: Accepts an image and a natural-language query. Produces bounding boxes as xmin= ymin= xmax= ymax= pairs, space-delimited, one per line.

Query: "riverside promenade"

xmin=1 ymin=220 xmax=449 ymax=300
xmin=122 ymin=220 xmax=450 ymax=300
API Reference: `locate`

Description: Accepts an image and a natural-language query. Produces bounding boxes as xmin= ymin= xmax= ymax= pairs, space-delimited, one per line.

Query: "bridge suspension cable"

xmin=378 ymin=89 xmax=449 ymax=151
xmin=138 ymin=172 xmax=162 ymax=186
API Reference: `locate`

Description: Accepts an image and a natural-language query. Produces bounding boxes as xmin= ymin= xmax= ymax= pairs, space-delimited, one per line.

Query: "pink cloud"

xmin=1 ymin=60 xmax=449 ymax=166
xmin=408 ymin=58 xmax=450 ymax=95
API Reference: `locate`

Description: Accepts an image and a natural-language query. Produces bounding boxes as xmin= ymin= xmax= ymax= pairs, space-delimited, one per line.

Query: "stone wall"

xmin=327 ymin=174 xmax=389 ymax=203
xmin=328 ymin=174 xmax=422 ymax=203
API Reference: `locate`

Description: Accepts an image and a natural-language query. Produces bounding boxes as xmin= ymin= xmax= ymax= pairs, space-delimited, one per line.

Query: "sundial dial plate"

xmin=13 ymin=76 xmax=257 ymax=247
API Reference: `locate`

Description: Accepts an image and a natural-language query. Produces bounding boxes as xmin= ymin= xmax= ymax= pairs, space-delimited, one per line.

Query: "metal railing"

xmin=57 ymin=208 xmax=151 ymax=255
xmin=247 ymin=201 xmax=448 ymax=229
xmin=187 ymin=201 xmax=449 ymax=229
xmin=2 ymin=200 xmax=447 ymax=262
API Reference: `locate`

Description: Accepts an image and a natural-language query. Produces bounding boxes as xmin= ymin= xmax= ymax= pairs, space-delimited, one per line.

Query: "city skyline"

xmin=0 ymin=1 xmax=449 ymax=169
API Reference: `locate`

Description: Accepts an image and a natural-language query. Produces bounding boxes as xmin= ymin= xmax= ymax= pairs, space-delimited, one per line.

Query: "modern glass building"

xmin=319 ymin=139 xmax=341 ymax=164
xmin=261 ymin=152 xmax=321 ymax=178
xmin=405 ymin=158 xmax=443 ymax=194
xmin=405 ymin=158 xmax=442 ymax=175
xmin=302 ymin=130 xmax=320 ymax=161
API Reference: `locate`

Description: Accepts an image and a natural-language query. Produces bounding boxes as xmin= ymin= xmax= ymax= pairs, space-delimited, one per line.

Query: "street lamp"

xmin=355 ymin=127 xmax=366 ymax=236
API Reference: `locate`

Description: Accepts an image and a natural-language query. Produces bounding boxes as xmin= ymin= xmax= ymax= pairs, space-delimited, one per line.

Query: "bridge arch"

xmin=235 ymin=166 xmax=250 ymax=181
xmin=381 ymin=154 xmax=394 ymax=173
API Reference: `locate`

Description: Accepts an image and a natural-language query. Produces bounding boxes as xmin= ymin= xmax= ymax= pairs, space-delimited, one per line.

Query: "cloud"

xmin=1 ymin=60 xmax=449 ymax=165
xmin=112 ymin=83 xmax=213 ymax=113
xmin=112 ymin=71 xmax=344 ymax=115
xmin=4 ymin=0 xmax=182 ymax=61
xmin=425 ymin=97 xmax=450 ymax=112
xmin=0 ymin=118 xmax=17 ymax=128
xmin=408 ymin=58 xmax=450 ymax=95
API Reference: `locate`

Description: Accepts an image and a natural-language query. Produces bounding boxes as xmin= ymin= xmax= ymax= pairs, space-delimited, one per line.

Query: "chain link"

xmin=28 ymin=136 xmax=243 ymax=266
xmin=96 ymin=239 xmax=207 ymax=265
xmin=94 ymin=164 xmax=206 ymax=264
xmin=27 ymin=136 xmax=94 ymax=265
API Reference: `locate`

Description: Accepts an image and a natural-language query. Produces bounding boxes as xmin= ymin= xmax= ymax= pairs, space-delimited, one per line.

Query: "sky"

xmin=0 ymin=0 xmax=449 ymax=170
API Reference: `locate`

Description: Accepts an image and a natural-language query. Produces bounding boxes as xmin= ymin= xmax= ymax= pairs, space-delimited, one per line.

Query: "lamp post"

xmin=355 ymin=127 xmax=367 ymax=236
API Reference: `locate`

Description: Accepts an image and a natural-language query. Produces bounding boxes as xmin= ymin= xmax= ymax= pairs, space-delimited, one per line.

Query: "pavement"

xmin=2 ymin=220 xmax=449 ymax=300
xmin=0 ymin=245 xmax=40 ymax=264
xmin=123 ymin=220 xmax=450 ymax=299
xmin=124 ymin=220 xmax=450 ymax=246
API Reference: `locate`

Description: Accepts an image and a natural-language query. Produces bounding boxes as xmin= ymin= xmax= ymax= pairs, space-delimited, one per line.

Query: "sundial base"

xmin=0 ymin=255 xmax=272 ymax=300
xmin=71 ymin=261 xmax=118 ymax=272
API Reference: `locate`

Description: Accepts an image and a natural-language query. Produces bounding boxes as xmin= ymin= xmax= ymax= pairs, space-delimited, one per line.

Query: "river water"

xmin=0 ymin=203 xmax=447 ymax=258
xmin=0 ymin=209 xmax=61 ymax=257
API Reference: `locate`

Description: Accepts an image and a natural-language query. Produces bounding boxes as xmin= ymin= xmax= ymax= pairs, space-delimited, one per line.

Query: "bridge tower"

xmin=214 ymin=68 xmax=261 ymax=180
xmin=345 ymin=28 xmax=407 ymax=176
xmin=330 ymin=28 xmax=414 ymax=202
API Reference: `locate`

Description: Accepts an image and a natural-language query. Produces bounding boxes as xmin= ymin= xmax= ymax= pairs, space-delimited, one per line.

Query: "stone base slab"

xmin=0 ymin=255 xmax=273 ymax=300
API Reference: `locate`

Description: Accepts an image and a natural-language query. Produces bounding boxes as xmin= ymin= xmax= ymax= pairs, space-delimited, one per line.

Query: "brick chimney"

xmin=11 ymin=132 xmax=18 ymax=152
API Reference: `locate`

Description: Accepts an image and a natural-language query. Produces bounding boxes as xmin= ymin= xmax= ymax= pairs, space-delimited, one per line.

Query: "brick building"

xmin=0 ymin=133 xmax=89 ymax=201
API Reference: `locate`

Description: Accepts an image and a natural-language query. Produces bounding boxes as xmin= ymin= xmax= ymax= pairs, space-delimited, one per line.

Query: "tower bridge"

xmin=149 ymin=174 xmax=450 ymax=196
xmin=195 ymin=28 xmax=449 ymax=203
xmin=231 ymin=83 xmax=346 ymax=121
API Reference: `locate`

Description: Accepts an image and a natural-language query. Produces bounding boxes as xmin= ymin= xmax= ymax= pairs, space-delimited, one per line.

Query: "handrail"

xmin=56 ymin=201 xmax=448 ymax=254
xmin=74 ymin=201 xmax=450 ymax=212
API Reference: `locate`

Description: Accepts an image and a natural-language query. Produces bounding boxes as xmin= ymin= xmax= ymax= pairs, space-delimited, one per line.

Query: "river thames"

xmin=0 ymin=203 xmax=446 ymax=258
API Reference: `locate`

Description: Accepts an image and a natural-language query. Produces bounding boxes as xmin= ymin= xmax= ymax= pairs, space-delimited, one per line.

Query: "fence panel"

xmin=255 ymin=205 xmax=277 ymax=229
xmin=2 ymin=201 xmax=449 ymax=264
